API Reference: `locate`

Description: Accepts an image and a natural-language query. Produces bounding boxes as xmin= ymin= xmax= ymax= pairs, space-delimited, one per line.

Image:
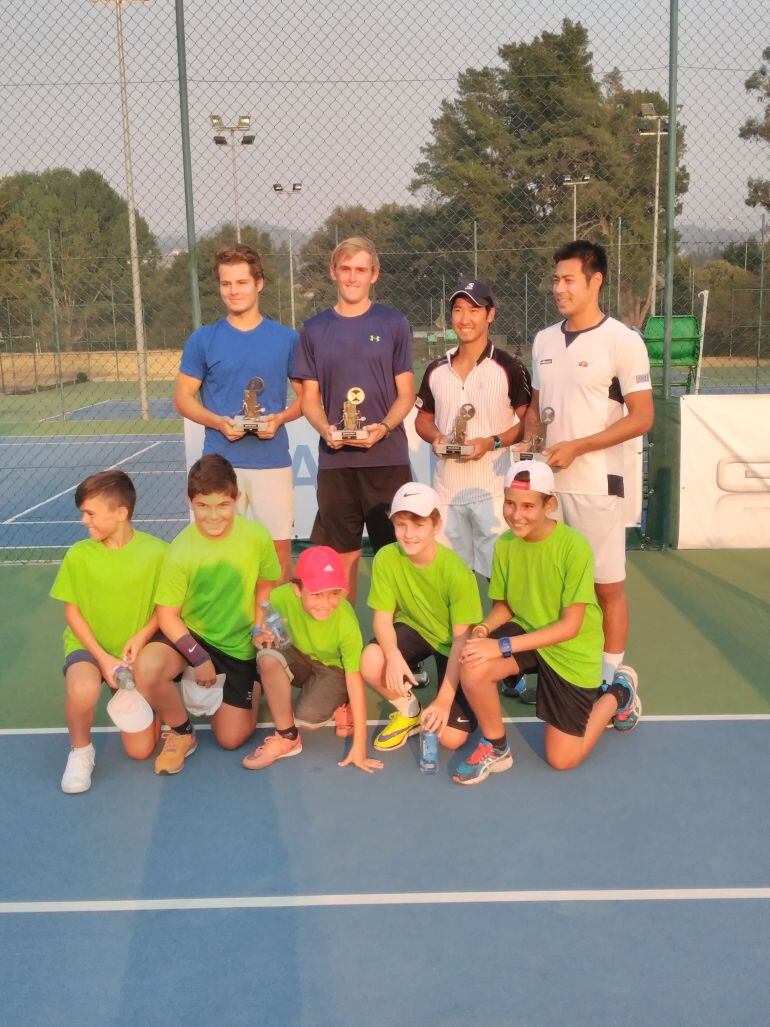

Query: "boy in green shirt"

xmin=242 ymin=546 xmax=382 ymax=774
xmin=457 ymin=462 xmax=641 ymax=785
xmin=50 ymin=470 xmax=167 ymax=794
xmin=134 ymin=454 xmax=281 ymax=774
xmin=361 ymin=482 xmax=483 ymax=753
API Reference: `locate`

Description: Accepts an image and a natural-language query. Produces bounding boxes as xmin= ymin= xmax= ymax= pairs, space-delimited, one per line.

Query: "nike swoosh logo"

xmin=402 ymin=491 xmax=420 ymax=497
xmin=456 ymin=717 xmax=470 ymax=724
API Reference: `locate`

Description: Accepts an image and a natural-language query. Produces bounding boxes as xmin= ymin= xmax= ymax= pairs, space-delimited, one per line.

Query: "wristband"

xmin=497 ymin=636 xmax=513 ymax=659
xmin=475 ymin=623 xmax=490 ymax=637
xmin=174 ymin=633 xmax=210 ymax=667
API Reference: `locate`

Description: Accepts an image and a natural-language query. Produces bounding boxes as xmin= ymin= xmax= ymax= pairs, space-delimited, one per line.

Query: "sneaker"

xmin=242 ymin=732 xmax=302 ymax=770
xmin=373 ymin=710 xmax=421 ymax=751
xmin=334 ymin=703 xmax=354 ymax=738
xmin=501 ymin=675 xmax=538 ymax=705
xmin=61 ymin=743 xmax=95 ymax=794
xmin=411 ymin=664 xmax=430 ymax=690
xmin=611 ymin=665 xmax=642 ymax=732
xmin=154 ymin=730 xmax=197 ymax=775
xmin=452 ymin=739 xmax=514 ymax=786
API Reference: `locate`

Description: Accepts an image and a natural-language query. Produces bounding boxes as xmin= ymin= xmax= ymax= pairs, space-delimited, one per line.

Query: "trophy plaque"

xmin=435 ymin=402 xmax=476 ymax=458
xmin=331 ymin=387 xmax=368 ymax=441
xmin=233 ymin=376 xmax=269 ymax=434
xmin=512 ymin=406 xmax=555 ymax=463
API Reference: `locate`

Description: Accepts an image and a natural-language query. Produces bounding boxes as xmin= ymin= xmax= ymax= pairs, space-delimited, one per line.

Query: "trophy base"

xmin=331 ymin=429 xmax=368 ymax=441
xmin=435 ymin=443 xmax=474 ymax=457
xmin=234 ymin=416 xmax=270 ymax=434
xmin=510 ymin=451 xmax=549 ymax=463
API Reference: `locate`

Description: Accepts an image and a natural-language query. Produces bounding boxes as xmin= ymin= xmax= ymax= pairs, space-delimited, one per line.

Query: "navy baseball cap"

xmin=449 ymin=279 xmax=495 ymax=308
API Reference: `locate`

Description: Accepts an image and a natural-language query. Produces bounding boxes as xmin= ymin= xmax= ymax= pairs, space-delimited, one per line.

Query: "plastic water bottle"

xmin=113 ymin=665 xmax=136 ymax=690
xmin=260 ymin=601 xmax=292 ymax=650
xmin=419 ymin=730 xmax=439 ymax=774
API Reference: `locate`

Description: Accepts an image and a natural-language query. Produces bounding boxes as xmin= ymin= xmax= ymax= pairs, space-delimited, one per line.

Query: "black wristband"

xmin=174 ymin=633 xmax=210 ymax=667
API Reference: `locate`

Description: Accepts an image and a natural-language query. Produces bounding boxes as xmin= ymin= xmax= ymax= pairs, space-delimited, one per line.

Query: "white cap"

xmin=181 ymin=668 xmax=225 ymax=717
xmin=390 ymin=481 xmax=441 ymax=518
xmin=504 ymin=461 xmax=556 ymax=495
xmin=106 ymin=688 xmax=154 ymax=733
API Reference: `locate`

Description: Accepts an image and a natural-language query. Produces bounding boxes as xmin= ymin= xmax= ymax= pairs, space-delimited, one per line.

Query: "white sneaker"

xmin=61 ymin=743 xmax=96 ymax=794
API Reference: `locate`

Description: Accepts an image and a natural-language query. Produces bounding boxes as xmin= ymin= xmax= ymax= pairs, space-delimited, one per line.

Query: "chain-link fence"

xmin=1 ymin=0 xmax=768 ymax=560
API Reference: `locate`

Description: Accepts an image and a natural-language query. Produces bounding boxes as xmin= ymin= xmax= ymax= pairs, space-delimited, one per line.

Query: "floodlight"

xmin=210 ymin=114 xmax=224 ymax=130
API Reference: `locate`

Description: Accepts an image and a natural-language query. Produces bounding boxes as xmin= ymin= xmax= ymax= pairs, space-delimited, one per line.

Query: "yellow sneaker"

xmin=154 ymin=730 xmax=197 ymax=775
xmin=374 ymin=710 xmax=421 ymax=751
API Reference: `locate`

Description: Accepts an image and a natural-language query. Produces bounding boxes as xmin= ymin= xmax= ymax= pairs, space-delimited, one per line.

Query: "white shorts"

xmin=555 ymin=493 xmax=626 ymax=584
xmin=438 ymin=494 xmax=505 ymax=578
xmin=235 ymin=466 xmax=294 ymax=540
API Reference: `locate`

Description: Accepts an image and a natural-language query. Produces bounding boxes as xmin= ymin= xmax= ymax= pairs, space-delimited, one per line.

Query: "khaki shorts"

xmin=235 ymin=466 xmax=294 ymax=540
xmin=555 ymin=493 xmax=626 ymax=584
xmin=256 ymin=645 xmax=348 ymax=725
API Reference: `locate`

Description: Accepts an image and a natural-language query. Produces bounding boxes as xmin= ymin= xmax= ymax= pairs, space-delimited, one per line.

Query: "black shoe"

xmin=501 ymin=676 xmax=537 ymax=705
xmin=411 ymin=663 xmax=430 ymax=689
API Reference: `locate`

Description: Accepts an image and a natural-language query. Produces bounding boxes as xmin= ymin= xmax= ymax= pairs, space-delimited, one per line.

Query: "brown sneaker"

xmin=334 ymin=703 xmax=354 ymax=738
xmin=242 ymin=732 xmax=302 ymax=771
xmin=154 ymin=730 xmax=197 ymax=775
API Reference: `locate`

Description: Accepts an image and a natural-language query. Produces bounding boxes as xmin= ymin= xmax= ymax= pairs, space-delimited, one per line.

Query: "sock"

xmin=487 ymin=734 xmax=508 ymax=751
xmin=602 ymin=651 xmax=624 ymax=684
xmin=277 ymin=725 xmax=299 ymax=741
xmin=171 ymin=719 xmax=193 ymax=735
xmin=393 ymin=693 xmax=420 ymax=718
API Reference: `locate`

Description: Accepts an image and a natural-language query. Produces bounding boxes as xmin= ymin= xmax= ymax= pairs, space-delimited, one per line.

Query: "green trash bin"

xmin=642 ymin=316 xmax=701 ymax=392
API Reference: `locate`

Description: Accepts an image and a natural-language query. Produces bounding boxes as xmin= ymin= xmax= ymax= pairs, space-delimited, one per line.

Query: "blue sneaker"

xmin=501 ymin=676 xmax=538 ymax=705
xmin=610 ymin=665 xmax=642 ymax=732
xmin=452 ymin=739 xmax=514 ymax=786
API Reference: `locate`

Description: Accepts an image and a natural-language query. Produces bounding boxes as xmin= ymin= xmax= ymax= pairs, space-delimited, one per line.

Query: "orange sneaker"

xmin=154 ymin=730 xmax=197 ymax=775
xmin=334 ymin=703 xmax=354 ymax=738
xmin=242 ymin=732 xmax=302 ymax=770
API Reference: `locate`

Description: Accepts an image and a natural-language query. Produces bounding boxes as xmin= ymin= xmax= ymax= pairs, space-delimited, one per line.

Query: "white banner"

xmin=679 ymin=394 xmax=770 ymax=549
xmin=184 ymin=412 xmax=643 ymax=537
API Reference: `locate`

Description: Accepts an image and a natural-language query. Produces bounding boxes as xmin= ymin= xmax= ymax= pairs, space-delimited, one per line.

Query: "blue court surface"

xmin=1 ymin=718 xmax=768 ymax=1026
xmin=0 ymin=434 xmax=187 ymax=551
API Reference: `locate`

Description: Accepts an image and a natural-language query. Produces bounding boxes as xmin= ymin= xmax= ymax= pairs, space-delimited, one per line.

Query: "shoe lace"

xmin=468 ymin=742 xmax=493 ymax=765
xmin=161 ymin=730 xmax=182 ymax=752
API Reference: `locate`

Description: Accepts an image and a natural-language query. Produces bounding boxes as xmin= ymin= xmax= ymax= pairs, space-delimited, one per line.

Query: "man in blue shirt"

xmin=174 ymin=244 xmax=301 ymax=580
xmin=292 ymin=237 xmax=415 ymax=599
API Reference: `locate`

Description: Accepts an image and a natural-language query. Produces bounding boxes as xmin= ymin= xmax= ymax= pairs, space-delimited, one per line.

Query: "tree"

xmin=740 ymin=46 xmax=770 ymax=210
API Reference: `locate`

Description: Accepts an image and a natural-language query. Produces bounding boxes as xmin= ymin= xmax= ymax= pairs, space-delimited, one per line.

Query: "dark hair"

xmin=214 ymin=244 xmax=265 ymax=283
xmin=187 ymin=454 xmax=238 ymax=500
xmin=512 ymin=469 xmax=531 ymax=485
xmin=75 ymin=470 xmax=136 ymax=517
xmin=553 ymin=240 xmax=607 ymax=284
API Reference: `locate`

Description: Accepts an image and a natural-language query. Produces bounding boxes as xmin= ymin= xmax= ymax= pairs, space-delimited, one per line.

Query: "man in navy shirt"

xmin=293 ymin=237 xmax=415 ymax=599
xmin=174 ymin=244 xmax=301 ymax=580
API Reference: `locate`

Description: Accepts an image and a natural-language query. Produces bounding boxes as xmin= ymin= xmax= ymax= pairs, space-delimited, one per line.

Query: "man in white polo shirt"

xmin=415 ymin=279 xmax=530 ymax=578
xmin=524 ymin=240 xmax=653 ymax=697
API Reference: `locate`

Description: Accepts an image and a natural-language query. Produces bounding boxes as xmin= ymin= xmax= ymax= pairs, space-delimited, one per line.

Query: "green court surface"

xmin=2 ymin=549 xmax=768 ymax=729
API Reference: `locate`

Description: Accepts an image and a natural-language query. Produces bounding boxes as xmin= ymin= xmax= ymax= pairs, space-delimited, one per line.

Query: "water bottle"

xmin=419 ymin=730 xmax=439 ymax=774
xmin=260 ymin=601 xmax=292 ymax=650
xmin=113 ymin=665 xmax=136 ymax=690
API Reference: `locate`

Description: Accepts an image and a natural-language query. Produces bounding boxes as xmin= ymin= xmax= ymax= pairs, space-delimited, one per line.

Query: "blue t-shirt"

xmin=291 ymin=303 xmax=413 ymax=469
xmin=180 ymin=317 xmax=298 ymax=470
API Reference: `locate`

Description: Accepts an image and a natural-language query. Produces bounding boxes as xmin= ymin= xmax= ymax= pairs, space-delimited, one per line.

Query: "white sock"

xmin=602 ymin=652 xmax=624 ymax=685
xmin=392 ymin=692 xmax=420 ymax=718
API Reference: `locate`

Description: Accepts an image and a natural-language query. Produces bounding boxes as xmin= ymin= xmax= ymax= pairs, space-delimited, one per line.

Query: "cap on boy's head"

xmin=389 ymin=481 xmax=440 ymax=518
xmin=449 ymin=278 xmax=495 ymax=309
xmin=504 ymin=461 xmax=556 ymax=495
xmin=295 ymin=546 xmax=349 ymax=593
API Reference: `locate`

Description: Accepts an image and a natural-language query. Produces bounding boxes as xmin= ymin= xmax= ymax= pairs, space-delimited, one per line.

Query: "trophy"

xmin=435 ymin=403 xmax=476 ymax=458
xmin=331 ymin=387 xmax=368 ymax=441
xmin=512 ymin=406 xmax=555 ymax=463
xmin=233 ymin=376 xmax=269 ymax=434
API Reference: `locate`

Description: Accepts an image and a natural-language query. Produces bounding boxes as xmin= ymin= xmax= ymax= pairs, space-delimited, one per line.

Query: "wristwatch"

xmin=497 ymin=636 xmax=513 ymax=658
xmin=492 ymin=435 xmax=503 ymax=451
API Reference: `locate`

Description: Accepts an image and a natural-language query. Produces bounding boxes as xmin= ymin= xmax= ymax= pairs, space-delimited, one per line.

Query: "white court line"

xmin=39 ymin=399 xmax=113 ymax=422
xmin=2 ymin=714 xmax=769 ymax=736
xmin=2 ymin=441 xmax=162 ymax=524
xmin=2 ymin=887 xmax=770 ymax=915
xmin=6 ymin=518 xmax=186 ymax=525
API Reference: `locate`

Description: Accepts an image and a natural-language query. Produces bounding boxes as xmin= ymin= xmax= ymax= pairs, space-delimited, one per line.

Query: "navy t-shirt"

xmin=180 ymin=317 xmax=298 ymax=470
xmin=292 ymin=304 xmax=412 ymax=469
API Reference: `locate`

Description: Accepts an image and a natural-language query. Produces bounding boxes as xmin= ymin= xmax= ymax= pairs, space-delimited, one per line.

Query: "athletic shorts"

xmin=235 ymin=466 xmax=294 ymax=540
xmin=439 ymin=493 xmax=505 ymax=579
xmin=555 ymin=493 xmax=626 ymax=584
xmin=62 ymin=650 xmax=116 ymax=691
xmin=312 ymin=465 xmax=412 ymax=554
xmin=491 ymin=623 xmax=600 ymax=737
xmin=152 ymin=630 xmax=258 ymax=711
xmin=256 ymin=645 xmax=349 ymax=726
xmin=381 ymin=622 xmax=477 ymax=734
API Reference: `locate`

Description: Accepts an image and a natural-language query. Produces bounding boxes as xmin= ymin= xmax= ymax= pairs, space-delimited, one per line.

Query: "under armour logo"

xmin=369 ymin=334 xmax=381 ymax=342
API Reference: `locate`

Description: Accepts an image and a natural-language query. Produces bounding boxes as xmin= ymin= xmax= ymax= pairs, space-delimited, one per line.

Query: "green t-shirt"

xmin=489 ymin=522 xmax=603 ymax=688
xmin=367 ymin=542 xmax=482 ymax=655
xmin=50 ymin=530 xmax=168 ymax=659
xmin=270 ymin=583 xmax=363 ymax=672
xmin=155 ymin=515 xmax=281 ymax=659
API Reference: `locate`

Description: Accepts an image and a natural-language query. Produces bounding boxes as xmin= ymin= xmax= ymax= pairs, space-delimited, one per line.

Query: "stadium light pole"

xmin=273 ymin=182 xmax=302 ymax=329
xmin=563 ymin=176 xmax=590 ymax=240
xmin=211 ymin=115 xmax=254 ymax=243
xmin=93 ymin=0 xmax=151 ymax=420
xmin=639 ymin=104 xmax=669 ymax=318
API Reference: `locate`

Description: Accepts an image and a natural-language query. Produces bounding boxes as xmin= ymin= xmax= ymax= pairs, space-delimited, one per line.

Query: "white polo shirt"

xmin=416 ymin=343 xmax=531 ymax=504
xmin=531 ymin=316 xmax=651 ymax=496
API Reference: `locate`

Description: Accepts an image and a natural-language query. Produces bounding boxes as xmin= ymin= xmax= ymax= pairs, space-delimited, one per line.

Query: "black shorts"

xmin=387 ymin=622 xmax=477 ymax=734
xmin=491 ymin=623 xmax=600 ymax=737
xmin=312 ymin=465 xmax=412 ymax=554
xmin=152 ymin=630 xmax=258 ymax=712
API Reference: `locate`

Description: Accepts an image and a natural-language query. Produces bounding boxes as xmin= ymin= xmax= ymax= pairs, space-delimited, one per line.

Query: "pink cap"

xmin=295 ymin=546 xmax=349 ymax=593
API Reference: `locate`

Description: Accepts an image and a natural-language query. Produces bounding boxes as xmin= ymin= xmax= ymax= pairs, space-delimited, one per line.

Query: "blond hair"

xmin=330 ymin=236 xmax=380 ymax=273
